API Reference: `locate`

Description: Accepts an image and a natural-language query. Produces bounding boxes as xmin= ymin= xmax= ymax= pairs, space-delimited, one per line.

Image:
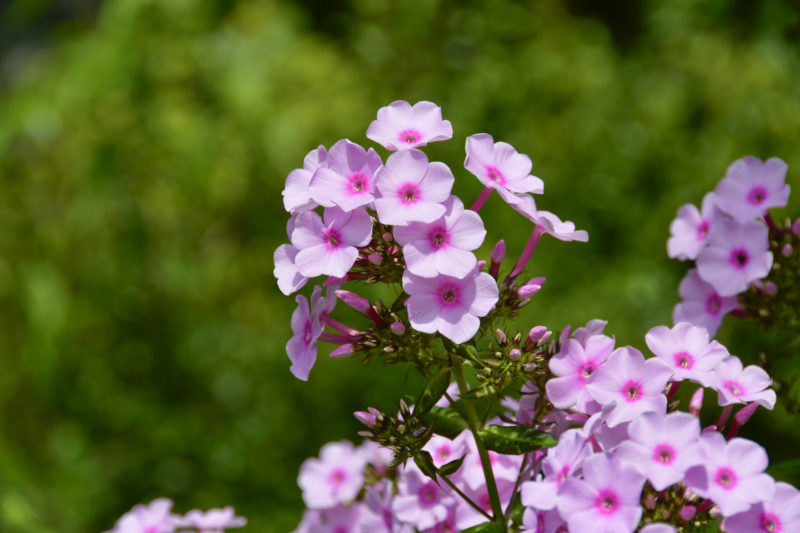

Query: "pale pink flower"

xmin=298 ymin=440 xmax=368 ymax=509
xmin=180 ymin=507 xmax=246 ymax=532
xmin=392 ymin=463 xmax=455 ymax=530
xmin=521 ymin=429 xmax=592 ymax=511
xmin=667 ymin=192 xmax=720 ymax=260
xmin=273 ymin=244 xmax=308 ymax=296
xmin=546 ymin=335 xmax=614 ymax=411
xmin=713 ymin=356 xmax=776 ymax=409
xmin=723 ymin=481 xmax=800 ymax=533
xmin=374 ymin=150 xmax=454 ymax=226
xmin=464 ymin=133 xmax=544 ymax=204
xmin=715 ymin=156 xmax=790 ymax=221
xmin=422 ymin=432 xmax=469 ymax=469
xmin=286 ymin=286 xmax=336 ymax=381
xmin=672 ymin=269 xmax=738 ymax=336
xmin=105 ymin=498 xmax=178 ymax=533
xmin=291 ymin=207 xmax=372 ymax=278
xmin=283 ymin=145 xmax=327 ymax=214
xmin=309 ymin=139 xmax=382 ymax=212
xmin=367 ymin=100 xmax=453 ymax=151
xmin=645 ymin=322 xmax=729 ymax=386
xmin=510 ymin=194 xmax=588 ymax=242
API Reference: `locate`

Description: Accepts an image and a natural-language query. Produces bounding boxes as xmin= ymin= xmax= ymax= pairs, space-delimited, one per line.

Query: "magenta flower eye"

xmin=748 ymin=186 xmax=768 ymax=205
xmin=696 ymin=220 xmax=710 ymax=240
xmin=652 ymin=444 xmax=676 ymax=465
xmin=427 ymin=226 xmax=449 ymax=248
xmin=621 ymin=380 xmax=643 ymax=402
xmin=715 ymin=467 xmax=739 ymax=490
xmin=417 ymin=483 xmax=439 ymax=505
xmin=706 ymin=292 xmax=722 ymax=314
xmin=724 ymin=380 xmax=744 ymax=396
xmin=324 ymin=228 xmax=342 ymax=249
xmin=580 ymin=363 xmax=595 ymax=379
xmin=398 ymin=129 xmax=422 ymax=144
xmin=398 ymin=183 xmax=421 ymax=204
xmin=729 ymin=247 xmax=750 ymax=269
xmin=347 ymin=172 xmax=369 ymax=193
xmin=673 ymin=351 xmax=694 ymax=369
xmin=760 ymin=512 xmax=782 ymax=532
xmin=594 ymin=489 xmax=619 ymax=515
xmin=327 ymin=468 xmax=347 ymax=487
xmin=485 ymin=166 xmax=506 ymax=185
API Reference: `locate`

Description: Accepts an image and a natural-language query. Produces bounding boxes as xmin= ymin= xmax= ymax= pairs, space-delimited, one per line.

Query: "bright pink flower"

xmin=696 ymin=219 xmax=773 ymax=297
xmin=366 ymin=100 xmax=453 ymax=151
xmin=180 ymin=507 xmax=246 ymax=532
xmin=394 ymin=196 xmax=486 ymax=278
xmin=556 ymin=453 xmax=645 ymax=533
xmin=715 ymin=156 xmax=790 ymax=221
xmin=464 ymin=133 xmax=544 ymax=204
xmin=283 ymin=145 xmax=327 ymax=214
xmin=273 ymin=244 xmax=308 ymax=295
xmin=613 ymin=411 xmax=705 ymax=491
xmin=402 ymin=267 xmax=498 ymax=343
xmin=685 ymin=433 xmax=775 ymax=516
xmin=298 ymin=440 xmax=368 ymax=509
xmin=667 ymin=192 xmax=720 ymax=260
xmin=546 ymin=335 xmax=614 ymax=411
xmin=309 ymin=139 xmax=382 ymax=212
xmin=374 ymin=150 xmax=454 ymax=226
xmin=723 ymin=481 xmax=800 ymax=533
xmin=392 ymin=463 xmax=455 ymax=530
xmin=672 ymin=269 xmax=738 ymax=336
xmin=586 ymin=347 xmax=672 ymax=427
xmin=713 ymin=356 xmax=776 ymax=409
xmin=291 ymin=207 xmax=372 ymax=278
xmin=105 ymin=498 xmax=178 ymax=533
xmin=286 ymin=286 xmax=336 ymax=381
xmin=645 ymin=322 xmax=729 ymax=386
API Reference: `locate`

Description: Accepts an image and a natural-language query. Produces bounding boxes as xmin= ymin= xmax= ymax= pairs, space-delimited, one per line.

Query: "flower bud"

xmin=783 ymin=243 xmax=793 ymax=257
xmin=644 ymin=495 xmax=657 ymax=510
xmin=509 ymin=348 xmax=521 ymax=361
xmin=680 ymin=505 xmax=697 ymax=521
xmin=495 ymin=329 xmax=508 ymax=345
xmin=354 ymin=410 xmax=377 ymax=426
xmin=491 ymin=240 xmax=506 ymax=263
xmin=793 ymin=218 xmax=800 ymax=236
xmin=689 ymin=387 xmax=704 ymax=416
xmin=763 ymin=281 xmax=778 ymax=296
xmin=368 ymin=253 xmax=383 ymax=265
xmin=528 ymin=325 xmax=548 ymax=343
xmin=382 ymin=232 xmax=393 ymax=242
xmin=518 ymin=277 xmax=546 ymax=299
xmin=390 ymin=321 xmax=406 ymax=335
xmin=523 ymin=362 xmax=537 ymax=373
xmin=336 ymin=289 xmax=372 ymax=314
xmin=330 ymin=344 xmax=354 ymax=358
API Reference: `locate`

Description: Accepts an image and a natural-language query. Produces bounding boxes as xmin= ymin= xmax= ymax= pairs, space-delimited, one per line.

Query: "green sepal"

xmin=413 ymin=451 xmax=439 ymax=485
xmin=438 ymin=454 xmax=465 ymax=476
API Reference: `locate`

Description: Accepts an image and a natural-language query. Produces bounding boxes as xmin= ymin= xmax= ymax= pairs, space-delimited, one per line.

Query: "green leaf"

xmin=457 ymin=521 xmax=507 ymax=533
xmin=769 ymin=457 xmax=800 ymax=475
xmin=414 ymin=367 xmax=451 ymax=417
xmin=420 ymin=407 xmax=469 ymax=439
xmin=478 ymin=425 xmax=556 ymax=454
xmin=438 ymin=454 xmax=465 ymax=476
xmin=413 ymin=451 xmax=439 ymax=484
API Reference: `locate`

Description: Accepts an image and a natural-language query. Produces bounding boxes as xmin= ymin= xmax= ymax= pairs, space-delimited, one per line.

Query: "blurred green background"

xmin=1 ymin=0 xmax=800 ymax=531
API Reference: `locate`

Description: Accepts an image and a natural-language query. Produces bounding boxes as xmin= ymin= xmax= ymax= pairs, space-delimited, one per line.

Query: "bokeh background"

xmin=2 ymin=0 xmax=800 ymax=531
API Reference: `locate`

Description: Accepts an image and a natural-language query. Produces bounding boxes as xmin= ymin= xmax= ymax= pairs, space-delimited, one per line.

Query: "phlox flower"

xmin=586 ymin=346 xmax=673 ymax=427
xmin=309 ymin=139 xmax=382 ymax=212
xmin=403 ymin=267 xmax=498 ymax=344
xmin=672 ymin=269 xmax=738 ymax=336
xmin=667 ymin=192 xmax=719 ymax=260
xmin=521 ymin=429 xmax=592 ymax=511
xmin=298 ymin=440 xmax=368 ymax=509
xmin=180 ymin=507 xmax=246 ymax=533
xmin=361 ymin=484 xmax=414 ymax=533
xmin=510 ymin=194 xmax=588 ymax=242
xmin=392 ymin=463 xmax=455 ymax=530
xmin=546 ymin=335 xmax=614 ymax=411
xmin=521 ymin=508 xmax=567 ymax=533
xmin=286 ymin=286 xmax=336 ymax=381
xmin=570 ymin=319 xmax=609 ymax=347
xmin=644 ymin=322 xmax=729 ymax=386
xmin=696 ymin=218 xmax=773 ymax=297
xmin=394 ymin=196 xmax=486 ymax=278
xmin=283 ymin=145 xmax=327 ymax=214
xmin=374 ymin=149 xmax=454 ymax=226
xmin=685 ymin=433 xmax=775 ymax=516
xmin=613 ymin=411 xmax=705 ymax=491
xmin=422 ymin=432 xmax=468 ymax=469
xmin=293 ymin=504 xmax=368 ymax=533
xmin=556 ymin=453 xmax=645 ymax=533
xmin=464 ymin=133 xmax=544 ymax=204
xmin=715 ymin=156 xmax=790 ymax=221
xmin=366 ymin=100 xmax=453 ymax=151
xmin=713 ymin=356 xmax=776 ymax=409
xmin=273 ymin=244 xmax=308 ymax=296
xmin=291 ymin=207 xmax=372 ymax=278
xmin=723 ymin=481 xmax=800 ymax=533
xmin=105 ymin=498 xmax=178 ymax=533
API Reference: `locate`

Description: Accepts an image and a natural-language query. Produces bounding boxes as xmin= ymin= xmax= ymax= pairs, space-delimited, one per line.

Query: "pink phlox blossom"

xmin=274 ymin=243 xmax=308 ymax=295
xmin=645 ymin=322 xmax=729 ymax=387
xmin=309 ymin=139 xmax=382 ymax=212
xmin=464 ymin=133 xmax=544 ymax=204
xmin=361 ymin=483 xmax=414 ymax=533
xmin=672 ymin=269 xmax=738 ymax=337
xmin=638 ymin=524 xmax=677 ymax=533
xmin=419 ymin=498 xmax=483 ymax=533
xmin=367 ymin=100 xmax=453 ymax=151
xmin=392 ymin=463 xmax=456 ymax=530
xmin=571 ymin=319 xmax=609 ymax=347
xmin=712 ymin=356 xmax=776 ymax=409
xmin=547 ymin=335 xmax=614 ymax=411
xmin=179 ymin=507 xmax=246 ymax=533
xmin=291 ymin=207 xmax=373 ymax=278
xmin=696 ymin=218 xmax=773 ymax=297
xmin=504 ymin=381 xmax=539 ymax=426
xmin=402 ymin=266 xmax=498 ymax=344
xmin=684 ymin=432 xmax=775 ymax=516
xmin=579 ymin=404 xmax=632 ymax=452
xmin=293 ymin=504 xmax=369 ymax=533
xmin=283 ymin=145 xmax=327 ymax=214
xmin=613 ymin=411 xmax=706 ymax=491
xmin=394 ymin=196 xmax=486 ymax=278
xmin=715 ymin=156 xmax=790 ymax=222
xmin=298 ymin=440 xmax=368 ymax=509
xmin=521 ymin=429 xmax=592 ymax=511
xmin=556 ymin=453 xmax=645 ymax=533
xmin=586 ymin=346 xmax=673 ymax=427
xmin=422 ymin=432 xmax=469 ymax=469
xmin=510 ymin=194 xmax=589 ymax=242
xmin=723 ymin=481 xmax=800 ymax=533
xmin=105 ymin=498 xmax=179 ymax=533
xmin=374 ymin=149 xmax=454 ymax=226
xmin=286 ymin=286 xmax=335 ymax=381
xmin=667 ymin=192 xmax=720 ymax=260
xmin=521 ymin=508 xmax=568 ymax=533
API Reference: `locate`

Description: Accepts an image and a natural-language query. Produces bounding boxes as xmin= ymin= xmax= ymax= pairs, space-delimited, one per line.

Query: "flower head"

xmin=180 ymin=507 xmax=246 ymax=533
xmin=105 ymin=498 xmax=178 ymax=533
xmin=667 ymin=192 xmax=720 ymax=260
xmin=298 ymin=440 xmax=368 ymax=509
xmin=672 ymin=269 xmax=738 ymax=336
xmin=645 ymin=322 xmax=729 ymax=386
xmin=309 ymin=139 xmax=382 ymax=212
xmin=723 ymin=481 xmax=800 ymax=533
xmin=713 ymin=356 xmax=776 ymax=409
xmin=291 ymin=207 xmax=373 ymax=278
xmin=546 ymin=335 xmax=614 ymax=411
xmin=367 ymin=100 xmax=453 ymax=151
xmin=715 ymin=156 xmax=790 ymax=221
xmin=464 ymin=133 xmax=544 ymax=204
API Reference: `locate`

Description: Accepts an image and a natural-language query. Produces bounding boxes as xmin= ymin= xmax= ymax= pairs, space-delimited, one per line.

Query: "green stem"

xmin=438 ymin=470 xmax=492 ymax=521
xmin=450 ymin=353 xmax=505 ymax=525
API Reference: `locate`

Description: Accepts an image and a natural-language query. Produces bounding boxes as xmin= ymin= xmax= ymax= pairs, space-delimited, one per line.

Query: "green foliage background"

xmin=1 ymin=0 xmax=800 ymax=531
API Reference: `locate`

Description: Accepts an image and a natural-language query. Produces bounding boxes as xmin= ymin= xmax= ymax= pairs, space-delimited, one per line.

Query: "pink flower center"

xmin=485 ymin=166 xmax=506 ymax=185
xmin=417 ymin=482 xmax=439 ymax=507
xmin=435 ymin=444 xmax=452 ymax=463
xmin=594 ymin=489 xmax=619 ymax=516
xmin=723 ymin=380 xmax=745 ymax=397
xmin=714 ymin=466 xmax=738 ymax=490
xmin=760 ymin=512 xmax=782 ymax=532
xmin=729 ymin=247 xmax=750 ymax=269
xmin=143 ymin=528 xmax=159 ymax=533
xmin=652 ymin=443 xmax=676 ymax=464
xmin=696 ymin=220 xmax=710 ymax=240
xmin=347 ymin=172 xmax=370 ymax=194
xmin=327 ymin=468 xmax=347 ymax=487
xmin=673 ymin=351 xmax=695 ymax=369
xmin=748 ymin=186 xmax=768 ymax=205
xmin=620 ymin=380 xmax=643 ymax=402
xmin=428 ymin=226 xmax=450 ymax=249
xmin=303 ymin=320 xmax=314 ymax=346
xmin=324 ymin=228 xmax=342 ymax=250
xmin=578 ymin=362 xmax=596 ymax=382
xmin=705 ymin=292 xmax=722 ymax=315
xmin=438 ymin=282 xmax=461 ymax=307
xmin=398 ymin=183 xmax=421 ymax=205
xmin=398 ymin=129 xmax=422 ymax=145
xmin=557 ymin=465 xmax=570 ymax=486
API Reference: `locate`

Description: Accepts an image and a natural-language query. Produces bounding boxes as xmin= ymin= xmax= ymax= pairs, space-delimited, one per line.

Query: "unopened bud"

xmin=518 ymin=277 xmax=546 ymax=299
xmin=477 ymin=260 xmax=487 ymax=271
xmin=644 ymin=495 xmax=657 ymax=510
xmin=528 ymin=325 xmax=548 ymax=343
xmin=559 ymin=326 xmax=572 ymax=345
xmin=495 ymin=329 xmax=508 ymax=344
xmin=390 ymin=321 xmax=406 ymax=335
xmin=491 ymin=240 xmax=506 ymax=263
xmin=523 ymin=362 xmax=537 ymax=373
xmin=689 ymin=387 xmax=704 ymax=416
xmin=680 ymin=505 xmax=697 ymax=521
xmin=509 ymin=348 xmax=521 ymax=361
xmin=368 ymin=253 xmax=383 ymax=265
xmin=763 ymin=281 xmax=778 ymax=296
xmin=330 ymin=344 xmax=355 ymax=358
xmin=336 ymin=290 xmax=372 ymax=314
xmin=354 ymin=410 xmax=377 ymax=426
xmin=793 ymin=218 xmax=800 ymax=236
xmin=382 ymin=232 xmax=393 ymax=242
xmin=782 ymin=243 xmax=793 ymax=257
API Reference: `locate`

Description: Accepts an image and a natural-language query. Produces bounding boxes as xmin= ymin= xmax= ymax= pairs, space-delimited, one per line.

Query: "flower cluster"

xmin=105 ymin=499 xmax=246 ymax=533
